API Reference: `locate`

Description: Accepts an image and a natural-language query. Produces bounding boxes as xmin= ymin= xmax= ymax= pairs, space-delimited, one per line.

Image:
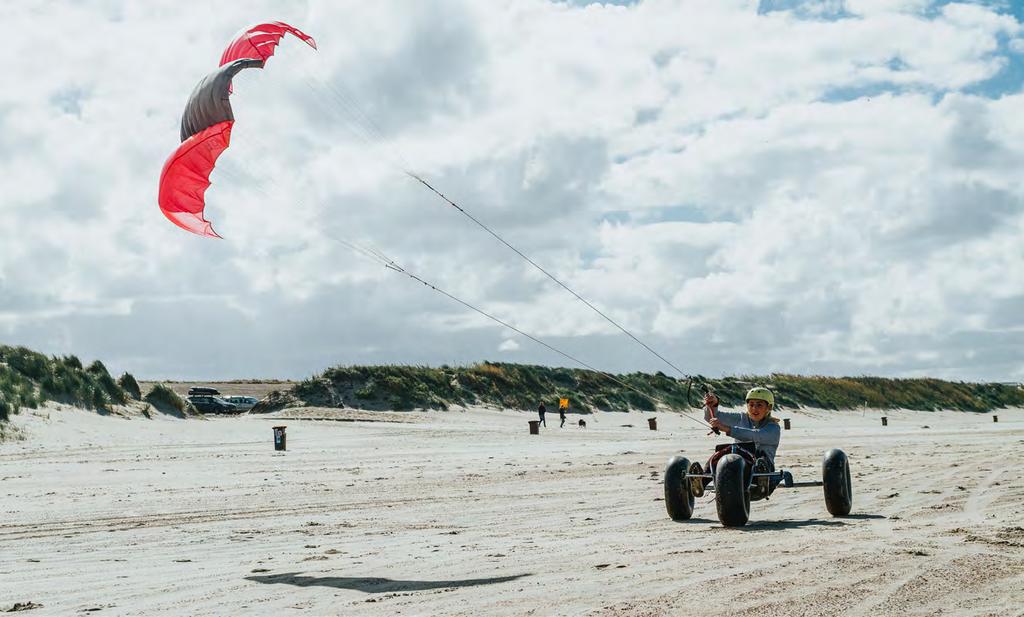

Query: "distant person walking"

xmin=538 ymin=402 xmax=547 ymax=427
xmin=559 ymin=402 xmax=567 ymax=428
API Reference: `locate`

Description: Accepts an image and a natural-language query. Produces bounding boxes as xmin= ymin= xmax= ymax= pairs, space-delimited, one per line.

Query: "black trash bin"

xmin=273 ymin=425 xmax=287 ymax=451
xmin=528 ymin=420 xmax=540 ymax=435
xmin=647 ymin=417 xmax=657 ymax=431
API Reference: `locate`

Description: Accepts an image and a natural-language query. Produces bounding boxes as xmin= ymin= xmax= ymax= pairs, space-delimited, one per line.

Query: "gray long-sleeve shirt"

xmin=704 ymin=406 xmax=781 ymax=465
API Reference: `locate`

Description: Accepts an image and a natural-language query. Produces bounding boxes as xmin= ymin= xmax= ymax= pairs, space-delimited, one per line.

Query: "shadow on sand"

xmin=672 ymin=517 xmax=842 ymax=529
xmin=740 ymin=518 xmax=847 ymax=531
xmin=245 ymin=572 xmax=530 ymax=593
xmin=737 ymin=513 xmax=888 ymax=531
xmin=670 ymin=517 xmax=719 ymax=524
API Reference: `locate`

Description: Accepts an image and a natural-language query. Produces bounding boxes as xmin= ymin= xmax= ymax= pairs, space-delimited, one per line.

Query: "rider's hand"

xmin=709 ymin=417 xmax=730 ymax=435
xmin=704 ymin=392 xmax=719 ymax=410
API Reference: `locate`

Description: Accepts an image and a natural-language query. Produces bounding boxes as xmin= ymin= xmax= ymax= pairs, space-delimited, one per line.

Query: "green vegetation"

xmin=0 ymin=345 xmax=132 ymax=419
xmin=2 ymin=343 xmax=1021 ymax=420
xmin=143 ymin=383 xmax=194 ymax=417
xmin=274 ymin=362 xmax=1024 ymax=413
xmin=0 ymin=364 xmax=39 ymax=421
xmin=117 ymin=372 xmax=142 ymax=401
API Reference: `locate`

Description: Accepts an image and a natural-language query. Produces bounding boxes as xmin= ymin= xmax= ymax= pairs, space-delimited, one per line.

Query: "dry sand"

xmin=1 ymin=404 xmax=1023 ymax=616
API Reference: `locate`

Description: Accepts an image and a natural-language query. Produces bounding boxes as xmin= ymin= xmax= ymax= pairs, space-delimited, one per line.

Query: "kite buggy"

xmin=665 ymin=385 xmax=853 ymax=527
xmin=664 ymin=443 xmax=853 ymax=527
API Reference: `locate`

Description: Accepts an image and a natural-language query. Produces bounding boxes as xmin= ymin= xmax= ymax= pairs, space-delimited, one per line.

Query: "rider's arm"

xmin=728 ymin=422 xmax=781 ymax=448
xmin=706 ymin=409 xmax=745 ymax=427
xmin=703 ymin=393 xmax=719 ymax=422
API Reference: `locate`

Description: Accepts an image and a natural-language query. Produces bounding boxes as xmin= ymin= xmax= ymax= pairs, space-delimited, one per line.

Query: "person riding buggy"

xmin=664 ymin=384 xmax=853 ymax=527
xmin=692 ymin=386 xmax=782 ymax=500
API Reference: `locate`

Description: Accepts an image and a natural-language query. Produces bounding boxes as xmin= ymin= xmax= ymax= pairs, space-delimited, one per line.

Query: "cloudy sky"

xmin=1 ymin=0 xmax=1022 ymax=381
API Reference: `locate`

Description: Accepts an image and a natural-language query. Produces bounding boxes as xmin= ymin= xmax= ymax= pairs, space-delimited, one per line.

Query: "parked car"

xmin=188 ymin=386 xmax=221 ymax=397
xmin=223 ymin=396 xmax=259 ymax=411
xmin=188 ymin=395 xmax=236 ymax=414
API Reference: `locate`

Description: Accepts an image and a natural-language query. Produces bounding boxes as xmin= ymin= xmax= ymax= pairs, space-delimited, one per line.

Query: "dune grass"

xmin=281 ymin=362 xmax=1024 ymax=413
xmin=117 ymin=372 xmax=142 ymax=401
xmin=142 ymin=383 xmax=194 ymax=417
xmin=3 ymin=344 xmax=1021 ymax=419
xmin=0 ymin=345 xmax=134 ymax=418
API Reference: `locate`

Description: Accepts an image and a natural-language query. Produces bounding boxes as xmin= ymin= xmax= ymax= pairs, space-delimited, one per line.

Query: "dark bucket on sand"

xmin=647 ymin=417 xmax=657 ymax=431
xmin=783 ymin=418 xmax=791 ymax=430
xmin=528 ymin=420 xmax=540 ymax=435
xmin=273 ymin=426 xmax=287 ymax=451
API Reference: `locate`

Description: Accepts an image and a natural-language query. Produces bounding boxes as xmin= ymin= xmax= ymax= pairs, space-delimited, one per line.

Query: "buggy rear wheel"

xmin=664 ymin=456 xmax=694 ymax=520
xmin=822 ymin=448 xmax=853 ymax=516
xmin=714 ymin=453 xmax=750 ymax=527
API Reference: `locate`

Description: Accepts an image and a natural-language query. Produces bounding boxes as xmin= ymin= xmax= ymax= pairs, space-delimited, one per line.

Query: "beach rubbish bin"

xmin=273 ymin=425 xmax=287 ymax=451
xmin=647 ymin=417 xmax=657 ymax=431
xmin=881 ymin=417 xmax=887 ymax=427
xmin=528 ymin=420 xmax=540 ymax=435
xmin=993 ymin=415 xmax=998 ymax=423
xmin=783 ymin=418 xmax=791 ymax=430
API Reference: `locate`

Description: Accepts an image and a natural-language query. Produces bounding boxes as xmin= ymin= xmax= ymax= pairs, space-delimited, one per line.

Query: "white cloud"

xmin=498 ymin=338 xmax=521 ymax=351
xmin=845 ymin=0 xmax=930 ymax=16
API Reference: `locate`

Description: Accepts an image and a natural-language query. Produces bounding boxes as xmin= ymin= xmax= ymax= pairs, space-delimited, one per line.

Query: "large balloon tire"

xmin=714 ymin=453 xmax=750 ymax=527
xmin=822 ymin=448 xmax=853 ymax=516
xmin=664 ymin=456 xmax=695 ymax=521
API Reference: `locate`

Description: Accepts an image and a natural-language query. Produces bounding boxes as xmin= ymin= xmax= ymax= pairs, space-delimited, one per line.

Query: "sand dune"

xmin=2 ymin=405 xmax=1022 ymax=616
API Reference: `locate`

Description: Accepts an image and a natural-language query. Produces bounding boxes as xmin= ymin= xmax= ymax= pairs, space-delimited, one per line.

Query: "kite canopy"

xmin=180 ymin=58 xmax=263 ymax=142
xmin=159 ymin=59 xmax=262 ymax=238
xmin=158 ymin=122 xmax=233 ymax=238
xmin=157 ymin=21 xmax=315 ymax=238
xmin=221 ymin=21 xmax=317 ymax=66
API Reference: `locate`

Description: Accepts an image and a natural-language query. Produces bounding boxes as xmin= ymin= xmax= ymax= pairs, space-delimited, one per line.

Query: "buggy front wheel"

xmin=664 ymin=456 xmax=694 ymax=520
xmin=822 ymin=449 xmax=853 ymax=516
xmin=714 ymin=453 xmax=750 ymax=527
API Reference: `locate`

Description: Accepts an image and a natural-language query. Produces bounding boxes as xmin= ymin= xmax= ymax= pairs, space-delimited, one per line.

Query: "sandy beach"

xmin=2 ymin=405 xmax=1023 ymax=616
